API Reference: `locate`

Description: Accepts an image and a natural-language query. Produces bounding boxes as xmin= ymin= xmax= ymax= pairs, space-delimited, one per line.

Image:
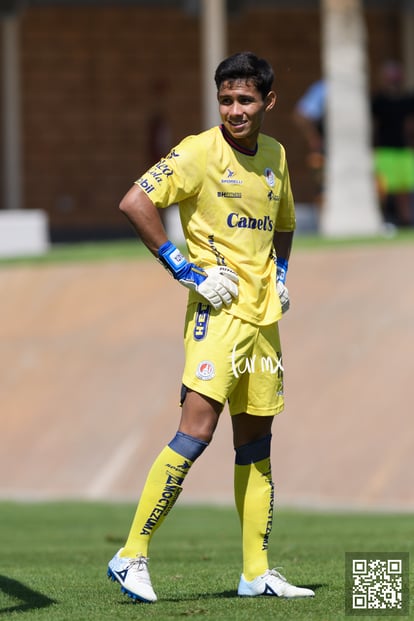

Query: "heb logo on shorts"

xmin=193 ymin=303 xmax=210 ymax=341
xmin=196 ymin=360 xmax=215 ymax=381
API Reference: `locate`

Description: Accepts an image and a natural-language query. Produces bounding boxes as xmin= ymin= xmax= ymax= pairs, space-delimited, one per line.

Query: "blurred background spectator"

xmin=371 ymin=60 xmax=414 ymax=227
xmin=292 ymin=79 xmax=326 ymax=208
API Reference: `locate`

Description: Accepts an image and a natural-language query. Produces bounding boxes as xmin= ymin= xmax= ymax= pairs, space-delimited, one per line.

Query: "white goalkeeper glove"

xmin=158 ymin=240 xmax=238 ymax=310
xmin=197 ymin=266 xmax=239 ymax=309
xmin=276 ymin=257 xmax=290 ymax=314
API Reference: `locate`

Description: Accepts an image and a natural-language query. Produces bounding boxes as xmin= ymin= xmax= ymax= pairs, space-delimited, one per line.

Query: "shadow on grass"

xmin=0 ymin=575 xmax=56 ymax=615
xmin=161 ymin=583 xmax=324 ymax=602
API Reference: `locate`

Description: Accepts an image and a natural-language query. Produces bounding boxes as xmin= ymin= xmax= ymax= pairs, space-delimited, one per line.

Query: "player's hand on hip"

xmin=157 ymin=240 xmax=238 ymax=310
xmin=197 ymin=266 xmax=239 ymax=309
xmin=276 ymin=256 xmax=290 ymax=314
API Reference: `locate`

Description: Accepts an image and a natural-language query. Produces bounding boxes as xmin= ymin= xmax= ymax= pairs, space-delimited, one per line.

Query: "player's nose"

xmin=229 ymin=101 xmax=243 ymax=117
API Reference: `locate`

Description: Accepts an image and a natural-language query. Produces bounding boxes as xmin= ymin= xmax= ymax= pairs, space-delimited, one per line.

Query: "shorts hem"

xmin=229 ymin=405 xmax=284 ymax=417
xmin=181 ymin=377 xmax=227 ymax=406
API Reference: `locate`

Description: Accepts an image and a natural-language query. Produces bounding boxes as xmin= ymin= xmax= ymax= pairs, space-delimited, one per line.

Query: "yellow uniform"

xmin=137 ymin=125 xmax=295 ymax=324
xmin=137 ymin=125 xmax=295 ymax=415
xmin=110 ymin=56 xmax=316 ymax=601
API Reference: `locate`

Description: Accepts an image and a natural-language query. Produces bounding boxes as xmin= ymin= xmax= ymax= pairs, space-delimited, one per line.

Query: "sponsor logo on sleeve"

xmin=137 ymin=157 xmax=175 ymax=194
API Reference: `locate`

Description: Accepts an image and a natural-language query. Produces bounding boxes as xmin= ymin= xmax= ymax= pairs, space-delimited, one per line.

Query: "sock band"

xmin=168 ymin=431 xmax=208 ymax=461
xmin=235 ymin=434 xmax=272 ymax=465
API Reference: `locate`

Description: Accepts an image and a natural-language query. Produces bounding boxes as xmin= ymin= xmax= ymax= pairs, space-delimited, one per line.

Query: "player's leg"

xmin=232 ymin=413 xmax=314 ymax=598
xmin=233 ymin=414 xmax=274 ymax=580
xmin=122 ymin=389 xmax=221 ymax=554
xmin=108 ymin=389 xmax=221 ymax=602
xmin=177 ymin=388 xmax=222 ymax=441
xmin=108 ymin=302 xmax=234 ymax=602
xmin=230 ymin=322 xmax=314 ymax=598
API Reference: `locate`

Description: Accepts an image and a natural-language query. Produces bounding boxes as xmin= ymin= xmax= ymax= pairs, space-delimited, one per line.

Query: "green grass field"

xmin=1 ymin=502 xmax=412 ymax=620
xmin=1 ymin=232 xmax=413 ymax=620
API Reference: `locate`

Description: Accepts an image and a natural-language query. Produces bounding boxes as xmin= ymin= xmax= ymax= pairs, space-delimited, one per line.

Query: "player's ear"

xmin=264 ymin=91 xmax=277 ymax=112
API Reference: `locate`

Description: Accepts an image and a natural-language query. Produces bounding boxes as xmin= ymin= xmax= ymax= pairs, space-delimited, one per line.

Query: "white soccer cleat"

xmin=238 ymin=568 xmax=315 ymax=598
xmin=107 ymin=548 xmax=157 ymax=603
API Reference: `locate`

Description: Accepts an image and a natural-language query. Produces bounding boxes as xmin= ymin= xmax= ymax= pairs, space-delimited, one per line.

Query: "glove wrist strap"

xmin=158 ymin=240 xmax=188 ymax=279
xmin=276 ymin=257 xmax=289 ymax=284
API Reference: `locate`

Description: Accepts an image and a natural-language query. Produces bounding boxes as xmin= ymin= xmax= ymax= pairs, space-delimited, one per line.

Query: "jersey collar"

xmin=219 ymin=124 xmax=258 ymax=156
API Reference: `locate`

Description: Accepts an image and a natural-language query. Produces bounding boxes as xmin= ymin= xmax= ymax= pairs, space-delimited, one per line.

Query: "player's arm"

xmin=119 ymin=183 xmax=239 ymax=310
xmin=273 ymin=230 xmax=293 ymax=263
xmin=273 ymin=230 xmax=294 ymax=314
xmin=119 ymin=183 xmax=168 ymax=256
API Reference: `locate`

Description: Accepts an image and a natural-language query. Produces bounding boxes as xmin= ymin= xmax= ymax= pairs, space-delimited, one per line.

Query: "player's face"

xmin=217 ymin=79 xmax=276 ymax=150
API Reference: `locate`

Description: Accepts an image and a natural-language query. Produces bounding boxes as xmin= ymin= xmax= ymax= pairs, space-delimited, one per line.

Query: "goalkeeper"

xmin=107 ymin=51 xmax=314 ymax=603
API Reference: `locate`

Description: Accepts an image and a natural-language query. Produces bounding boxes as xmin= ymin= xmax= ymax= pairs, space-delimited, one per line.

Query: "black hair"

xmin=214 ymin=51 xmax=274 ymax=100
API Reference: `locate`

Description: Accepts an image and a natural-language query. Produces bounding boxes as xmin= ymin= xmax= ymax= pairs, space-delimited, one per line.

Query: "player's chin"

xmin=224 ymin=124 xmax=252 ymax=144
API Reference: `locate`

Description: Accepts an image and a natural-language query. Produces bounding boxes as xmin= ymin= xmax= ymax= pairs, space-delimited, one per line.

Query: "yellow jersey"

xmin=136 ymin=125 xmax=296 ymax=325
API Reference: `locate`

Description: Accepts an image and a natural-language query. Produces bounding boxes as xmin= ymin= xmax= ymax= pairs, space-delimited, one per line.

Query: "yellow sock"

xmin=121 ymin=445 xmax=192 ymax=558
xmin=234 ymin=436 xmax=274 ymax=581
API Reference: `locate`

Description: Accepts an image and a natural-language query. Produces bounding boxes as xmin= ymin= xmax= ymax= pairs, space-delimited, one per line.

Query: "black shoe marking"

xmin=263 ymin=582 xmax=279 ymax=596
xmin=115 ymin=568 xmax=129 ymax=582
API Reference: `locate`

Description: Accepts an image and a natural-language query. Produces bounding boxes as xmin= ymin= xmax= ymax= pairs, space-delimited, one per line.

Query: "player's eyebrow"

xmin=218 ymin=93 xmax=257 ymax=102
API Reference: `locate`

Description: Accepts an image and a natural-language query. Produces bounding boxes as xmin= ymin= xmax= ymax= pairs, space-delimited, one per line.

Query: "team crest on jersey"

xmin=264 ymin=168 xmax=276 ymax=187
xmin=196 ymin=361 xmax=215 ymax=380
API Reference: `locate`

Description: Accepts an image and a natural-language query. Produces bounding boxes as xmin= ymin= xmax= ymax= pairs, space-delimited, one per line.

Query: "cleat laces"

xmin=268 ymin=568 xmax=287 ymax=582
xmin=125 ymin=555 xmax=152 ymax=585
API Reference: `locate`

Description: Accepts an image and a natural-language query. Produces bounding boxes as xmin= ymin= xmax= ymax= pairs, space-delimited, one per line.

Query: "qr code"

xmin=346 ymin=553 xmax=409 ymax=616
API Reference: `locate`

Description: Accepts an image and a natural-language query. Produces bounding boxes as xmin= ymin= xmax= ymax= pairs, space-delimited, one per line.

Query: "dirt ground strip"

xmin=1 ymin=242 xmax=413 ymax=510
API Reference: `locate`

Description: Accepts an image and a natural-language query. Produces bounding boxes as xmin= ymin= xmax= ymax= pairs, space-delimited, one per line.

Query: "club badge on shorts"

xmin=196 ymin=360 xmax=215 ymax=381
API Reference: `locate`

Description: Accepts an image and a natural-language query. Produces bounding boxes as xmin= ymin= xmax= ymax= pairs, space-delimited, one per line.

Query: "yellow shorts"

xmin=182 ymin=302 xmax=284 ymax=417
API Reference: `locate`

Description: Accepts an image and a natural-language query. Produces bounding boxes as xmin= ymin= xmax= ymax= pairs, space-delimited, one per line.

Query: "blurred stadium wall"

xmin=0 ymin=0 xmax=413 ymax=242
